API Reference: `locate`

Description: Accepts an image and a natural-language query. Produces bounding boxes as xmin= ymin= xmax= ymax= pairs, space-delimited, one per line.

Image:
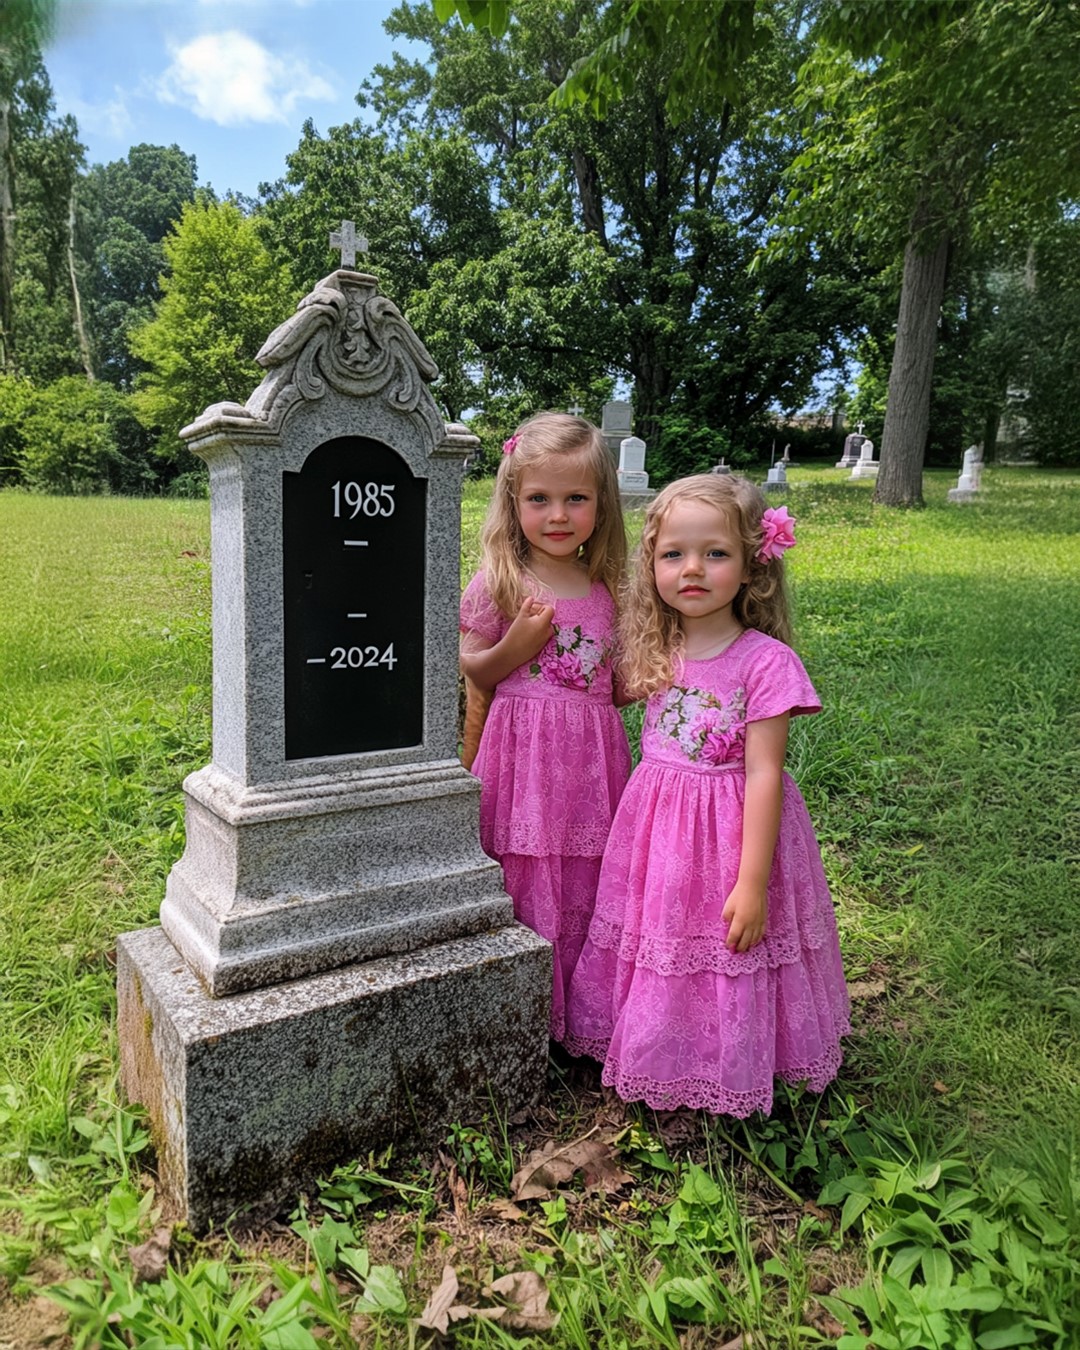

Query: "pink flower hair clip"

xmin=502 ymin=434 xmax=519 ymax=455
xmin=758 ymin=505 xmax=796 ymax=562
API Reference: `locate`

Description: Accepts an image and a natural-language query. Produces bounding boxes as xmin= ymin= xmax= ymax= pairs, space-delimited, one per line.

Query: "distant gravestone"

xmin=601 ymin=399 xmax=633 ymax=457
xmin=710 ymin=457 xmax=731 ymax=476
xmin=617 ymin=434 xmax=654 ymax=507
xmin=947 ymin=444 xmax=984 ymax=502
xmin=764 ymin=459 xmax=788 ymax=493
xmin=849 ymin=438 xmax=879 ymax=480
xmin=836 ymin=432 xmax=865 ymax=469
xmin=116 ymin=267 xmax=551 ymax=1231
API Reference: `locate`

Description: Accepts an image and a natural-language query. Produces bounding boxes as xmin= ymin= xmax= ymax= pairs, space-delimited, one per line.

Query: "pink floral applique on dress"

xmin=655 ymin=684 xmax=747 ymax=764
xmin=532 ymin=624 xmax=610 ymax=692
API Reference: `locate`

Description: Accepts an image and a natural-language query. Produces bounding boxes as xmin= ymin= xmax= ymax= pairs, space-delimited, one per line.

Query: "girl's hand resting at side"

xmin=721 ymin=882 xmax=768 ymax=952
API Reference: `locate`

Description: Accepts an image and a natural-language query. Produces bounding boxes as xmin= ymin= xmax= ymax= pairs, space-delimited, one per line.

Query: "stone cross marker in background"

xmin=117 ymin=268 xmax=551 ymax=1231
xmin=329 ymin=219 xmax=368 ymax=268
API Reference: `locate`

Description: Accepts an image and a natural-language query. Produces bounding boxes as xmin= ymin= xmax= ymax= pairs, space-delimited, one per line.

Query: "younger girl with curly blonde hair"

xmin=565 ymin=474 xmax=849 ymax=1114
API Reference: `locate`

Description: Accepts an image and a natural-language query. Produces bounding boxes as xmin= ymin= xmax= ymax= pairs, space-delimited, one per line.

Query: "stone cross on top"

xmin=329 ymin=220 xmax=369 ymax=269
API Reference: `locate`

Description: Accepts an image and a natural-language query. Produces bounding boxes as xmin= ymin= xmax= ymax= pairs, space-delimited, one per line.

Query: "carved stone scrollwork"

xmin=182 ymin=271 xmax=444 ymax=444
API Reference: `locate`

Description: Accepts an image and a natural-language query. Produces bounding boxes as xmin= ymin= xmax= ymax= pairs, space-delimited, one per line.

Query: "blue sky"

xmin=46 ymin=0 xmax=429 ymax=198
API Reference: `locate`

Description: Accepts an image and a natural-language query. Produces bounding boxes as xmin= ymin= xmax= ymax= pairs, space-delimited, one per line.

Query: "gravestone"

xmin=836 ymin=431 xmax=865 ymax=469
xmin=947 ymin=444 xmax=983 ymax=502
xmin=601 ymin=399 xmax=633 ymax=458
xmin=116 ymin=266 xmax=551 ymax=1231
xmin=849 ymin=438 xmax=879 ymax=479
xmin=710 ymin=458 xmax=731 ymax=476
xmin=617 ymin=433 xmax=655 ymax=507
xmin=764 ymin=459 xmax=788 ymax=493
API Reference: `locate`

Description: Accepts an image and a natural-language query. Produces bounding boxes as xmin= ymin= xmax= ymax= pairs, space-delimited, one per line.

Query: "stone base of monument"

xmin=849 ymin=462 xmax=879 ymax=479
xmin=617 ymin=467 xmax=655 ymax=510
xmin=946 ymin=486 xmax=979 ymax=502
xmin=118 ymin=923 xmax=552 ymax=1233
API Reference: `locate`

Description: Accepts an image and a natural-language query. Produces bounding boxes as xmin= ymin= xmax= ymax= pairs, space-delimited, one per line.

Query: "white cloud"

xmin=57 ymin=88 xmax=134 ymax=142
xmin=157 ymin=30 xmax=336 ymax=126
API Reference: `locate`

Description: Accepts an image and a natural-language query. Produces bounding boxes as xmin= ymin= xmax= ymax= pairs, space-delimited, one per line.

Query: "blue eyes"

xmin=661 ymin=549 xmax=729 ymax=559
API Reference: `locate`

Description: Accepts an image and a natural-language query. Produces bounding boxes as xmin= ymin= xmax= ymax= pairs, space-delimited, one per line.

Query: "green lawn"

xmin=1 ymin=466 xmax=1078 ymax=1348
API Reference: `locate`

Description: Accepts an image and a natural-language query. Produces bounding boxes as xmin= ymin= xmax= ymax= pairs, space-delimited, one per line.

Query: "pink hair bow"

xmin=502 ymin=435 xmax=519 ymax=455
xmin=758 ymin=506 xmax=796 ymax=561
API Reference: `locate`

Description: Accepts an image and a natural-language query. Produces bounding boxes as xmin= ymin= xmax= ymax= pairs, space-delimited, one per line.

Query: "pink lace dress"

xmin=564 ymin=629 xmax=850 ymax=1115
xmin=460 ymin=572 xmax=631 ymax=1040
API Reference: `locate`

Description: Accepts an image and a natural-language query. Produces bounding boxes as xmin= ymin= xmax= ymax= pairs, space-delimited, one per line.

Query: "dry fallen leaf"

xmin=510 ymin=1128 xmax=631 ymax=1200
xmin=933 ymin=1080 xmax=950 ymax=1094
xmin=416 ymin=1265 xmax=460 ymax=1335
xmin=127 ymin=1224 xmax=172 ymax=1284
xmin=581 ymin=1143 xmax=634 ymax=1195
xmin=846 ymin=979 xmax=887 ymax=1000
xmin=485 ymin=1197 xmax=529 ymax=1222
xmin=483 ymin=1270 xmax=559 ymax=1331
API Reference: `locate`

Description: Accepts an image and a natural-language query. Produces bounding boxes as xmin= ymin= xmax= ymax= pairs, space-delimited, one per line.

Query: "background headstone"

xmin=117 ymin=268 xmax=551 ymax=1231
xmin=601 ymin=399 xmax=633 ymax=458
xmin=947 ymin=444 xmax=984 ymax=502
xmin=764 ymin=459 xmax=788 ymax=493
xmin=836 ymin=432 xmax=866 ymax=468
xmin=616 ymin=434 xmax=655 ymax=507
xmin=849 ymin=438 xmax=879 ymax=479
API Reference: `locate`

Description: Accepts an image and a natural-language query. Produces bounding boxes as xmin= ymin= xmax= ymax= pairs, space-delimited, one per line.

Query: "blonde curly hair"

xmin=620 ymin=474 xmax=793 ymax=697
xmin=480 ymin=411 xmax=626 ymax=617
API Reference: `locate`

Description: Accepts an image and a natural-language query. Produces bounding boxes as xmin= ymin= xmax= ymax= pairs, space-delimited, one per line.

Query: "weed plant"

xmin=1 ymin=466 xmax=1078 ymax=1348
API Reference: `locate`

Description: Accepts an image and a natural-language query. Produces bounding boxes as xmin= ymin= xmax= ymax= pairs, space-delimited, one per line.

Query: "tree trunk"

xmin=0 ymin=91 xmax=14 ymax=373
xmin=67 ymin=187 xmax=93 ymax=380
xmin=874 ymin=223 xmax=950 ymax=507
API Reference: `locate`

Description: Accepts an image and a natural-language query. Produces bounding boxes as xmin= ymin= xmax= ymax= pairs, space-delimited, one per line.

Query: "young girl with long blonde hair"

xmin=565 ymin=474 xmax=849 ymax=1114
xmin=460 ymin=412 xmax=630 ymax=1040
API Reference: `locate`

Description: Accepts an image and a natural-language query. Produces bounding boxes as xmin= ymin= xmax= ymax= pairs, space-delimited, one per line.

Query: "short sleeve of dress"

xmin=460 ymin=571 xmax=504 ymax=644
xmin=743 ymin=636 xmax=822 ymax=723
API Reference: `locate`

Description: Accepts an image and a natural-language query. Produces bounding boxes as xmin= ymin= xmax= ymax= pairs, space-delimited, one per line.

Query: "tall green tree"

xmin=83 ymin=143 xmax=198 ymax=387
xmin=0 ymin=0 xmax=78 ymax=377
xmin=382 ymin=0 xmax=872 ymax=465
xmin=782 ymin=0 xmax=1080 ymax=503
xmin=129 ymin=197 xmax=298 ymax=457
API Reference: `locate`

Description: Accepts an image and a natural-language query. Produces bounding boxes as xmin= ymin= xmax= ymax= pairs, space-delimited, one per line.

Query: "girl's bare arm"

xmin=722 ymin=712 xmax=788 ymax=952
xmin=460 ymin=597 xmax=555 ymax=691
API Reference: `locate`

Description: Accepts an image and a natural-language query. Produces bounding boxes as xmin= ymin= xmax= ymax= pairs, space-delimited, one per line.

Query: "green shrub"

xmin=10 ymin=377 xmax=158 ymax=494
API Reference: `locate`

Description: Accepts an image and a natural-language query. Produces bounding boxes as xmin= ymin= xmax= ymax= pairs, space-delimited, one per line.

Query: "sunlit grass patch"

xmin=1 ymin=467 xmax=1078 ymax=1347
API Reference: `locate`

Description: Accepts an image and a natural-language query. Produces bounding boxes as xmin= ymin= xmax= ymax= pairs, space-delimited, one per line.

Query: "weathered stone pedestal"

xmin=118 ymin=268 xmax=551 ymax=1230
xmin=119 ymin=926 xmax=547 ymax=1231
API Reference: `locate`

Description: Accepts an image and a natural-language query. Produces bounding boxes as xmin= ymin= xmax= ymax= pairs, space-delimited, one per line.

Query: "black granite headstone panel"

xmin=283 ymin=436 xmax=426 ymax=759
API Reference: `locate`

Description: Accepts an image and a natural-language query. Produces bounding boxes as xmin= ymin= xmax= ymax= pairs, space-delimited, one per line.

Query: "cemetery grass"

xmin=1 ymin=467 xmax=1078 ymax=1348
